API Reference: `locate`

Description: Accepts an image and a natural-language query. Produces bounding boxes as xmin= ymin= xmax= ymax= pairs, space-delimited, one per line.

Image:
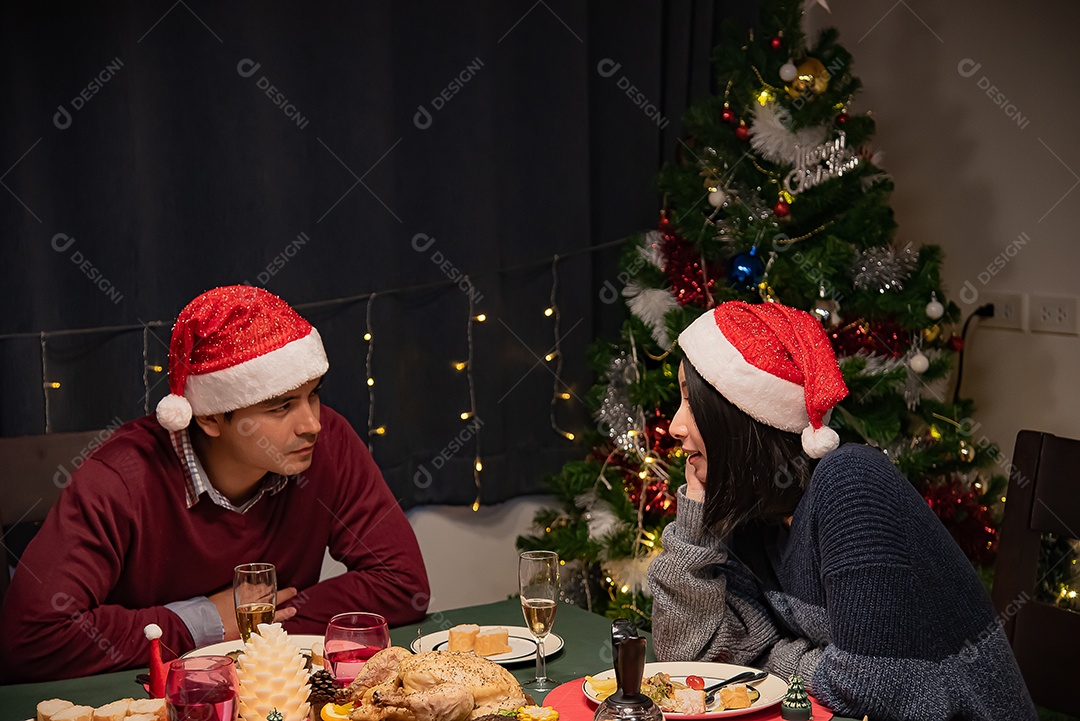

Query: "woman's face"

xmin=672 ymin=362 xmax=707 ymax=489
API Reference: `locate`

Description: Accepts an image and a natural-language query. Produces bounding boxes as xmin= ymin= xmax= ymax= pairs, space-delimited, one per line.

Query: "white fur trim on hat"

xmin=156 ymin=393 xmax=193 ymax=432
xmin=679 ymin=312 xmax=808 ymax=432
xmin=144 ymin=623 xmax=163 ymax=640
xmin=184 ymin=329 xmax=329 ymax=417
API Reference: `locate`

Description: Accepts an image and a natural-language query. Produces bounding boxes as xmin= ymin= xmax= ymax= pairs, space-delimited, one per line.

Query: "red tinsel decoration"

xmin=922 ymin=475 xmax=997 ymax=566
xmin=661 ymin=232 xmax=723 ymax=308
xmin=829 ymin=317 xmax=909 ymax=358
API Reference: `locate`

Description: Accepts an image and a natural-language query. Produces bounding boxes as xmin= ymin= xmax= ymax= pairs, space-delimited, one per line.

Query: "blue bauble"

xmin=727 ymin=247 xmax=765 ymax=289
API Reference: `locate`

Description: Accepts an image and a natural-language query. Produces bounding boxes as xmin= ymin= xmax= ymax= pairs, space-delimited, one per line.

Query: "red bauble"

xmin=948 ymin=335 xmax=964 ymax=352
xmin=721 ymin=107 xmax=735 ymax=123
xmin=836 ymin=113 xmax=849 ymax=124
xmin=735 ymin=123 xmax=750 ymax=141
xmin=770 ymin=36 xmax=782 ymax=49
xmin=773 ymin=200 xmax=790 ymax=217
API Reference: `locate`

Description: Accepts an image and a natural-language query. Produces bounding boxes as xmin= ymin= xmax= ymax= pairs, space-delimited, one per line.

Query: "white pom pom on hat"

xmin=156 ymin=394 xmax=193 ymax=432
xmin=144 ymin=623 xmax=163 ymax=640
xmin=156 ymin=285 xmax=329 ymax=430
xmin=678 ymin=301 xmax=849 ymax=458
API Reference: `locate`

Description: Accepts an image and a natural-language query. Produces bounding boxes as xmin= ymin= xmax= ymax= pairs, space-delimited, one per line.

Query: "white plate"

xmin=582 ymin=661 xmax=788 ymax=719
xmin=409 ymin=626 xmax=564 ymax=664
xmin=182 ymin=634 xmax=325 ymax=658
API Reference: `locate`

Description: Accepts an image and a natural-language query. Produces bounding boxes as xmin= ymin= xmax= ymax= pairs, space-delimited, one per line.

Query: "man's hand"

xmin=209 ymin=586 xmax=299 ymax=642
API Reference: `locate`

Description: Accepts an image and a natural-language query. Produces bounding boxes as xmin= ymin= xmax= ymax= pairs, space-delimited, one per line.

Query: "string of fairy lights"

xmin=3 ymin=241 xmax=627 ymax=508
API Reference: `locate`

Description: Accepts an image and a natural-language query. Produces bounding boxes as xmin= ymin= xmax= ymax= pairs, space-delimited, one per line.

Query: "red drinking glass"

xmin=324 ymin=612 xmax=390 ymax=687
xmin=165 ymin=655 xmax=238 ymax=721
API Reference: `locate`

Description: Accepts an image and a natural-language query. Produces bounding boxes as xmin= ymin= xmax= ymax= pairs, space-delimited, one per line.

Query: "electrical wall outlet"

xmin=979 ymin=291 xmax=1025 ymax=331
xmin=1030 ymin=294 xmax=1079 ymax=335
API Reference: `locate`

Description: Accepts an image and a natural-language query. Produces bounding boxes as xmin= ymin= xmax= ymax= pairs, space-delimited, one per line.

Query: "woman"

xmin=647 ymin=301 xmax=1035 ymax=720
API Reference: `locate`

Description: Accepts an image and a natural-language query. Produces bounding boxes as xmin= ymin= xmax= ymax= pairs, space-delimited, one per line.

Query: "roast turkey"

xmin=344 ymin=647 xmax=526 ymax=721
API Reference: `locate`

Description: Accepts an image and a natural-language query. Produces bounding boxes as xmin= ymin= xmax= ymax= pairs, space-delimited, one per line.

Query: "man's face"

xmin=207 ymin=377 xmax=323 ymax=477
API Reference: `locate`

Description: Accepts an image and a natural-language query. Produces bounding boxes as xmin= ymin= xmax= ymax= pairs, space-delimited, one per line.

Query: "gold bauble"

xmin=924 ymin=324 xmax=942 ymax=343
xmin=785 ymin=57 xmax=830 ymax=100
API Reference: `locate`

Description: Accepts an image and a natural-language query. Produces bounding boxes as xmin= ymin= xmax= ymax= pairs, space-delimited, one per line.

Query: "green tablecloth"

xmin=0 ymin=598 xmax=650 ymax=721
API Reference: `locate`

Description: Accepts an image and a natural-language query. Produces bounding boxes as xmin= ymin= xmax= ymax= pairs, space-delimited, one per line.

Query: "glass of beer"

xmin=233 ymin=562 xmax=276 ymax=642
xmin=519 ymin=550 xmax=559 ymax=691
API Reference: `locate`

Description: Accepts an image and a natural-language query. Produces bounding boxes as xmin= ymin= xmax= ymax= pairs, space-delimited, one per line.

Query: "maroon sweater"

xmin=0 ymin=407 xmax=429 ymax=682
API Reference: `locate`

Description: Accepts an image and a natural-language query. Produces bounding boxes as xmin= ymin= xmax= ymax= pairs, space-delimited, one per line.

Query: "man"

xmin=0 ymin=286 xmax=429 ymax=682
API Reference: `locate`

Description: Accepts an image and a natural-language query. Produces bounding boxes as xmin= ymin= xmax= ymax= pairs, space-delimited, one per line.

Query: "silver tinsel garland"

xmin=597 ymin=353 xmax=646 ymax=455
xmin=850 ymin=244 xmax=917 ymax=292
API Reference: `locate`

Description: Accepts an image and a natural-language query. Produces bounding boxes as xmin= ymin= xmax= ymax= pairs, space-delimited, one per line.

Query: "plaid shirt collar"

xmin=170 ymin=429 xmax=289 ymax=514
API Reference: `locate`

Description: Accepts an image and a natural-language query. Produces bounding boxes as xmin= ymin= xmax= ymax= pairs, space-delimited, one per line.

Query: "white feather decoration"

xmin=624 ymin=283 xmax=678 ymax=349
xmin=576 ymin=490 xmax=623 ymax=542
xmin=639 ymin=232 xmax=666 ymax=268
xmin=748 ymin=101 xmax=828 ymax=165
xmin=604 ymin=552 xmax=660 ymax=597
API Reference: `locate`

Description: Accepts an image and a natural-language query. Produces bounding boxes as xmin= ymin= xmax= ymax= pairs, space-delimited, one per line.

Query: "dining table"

xmin=0 ymin=597 xmax=833 ymax=721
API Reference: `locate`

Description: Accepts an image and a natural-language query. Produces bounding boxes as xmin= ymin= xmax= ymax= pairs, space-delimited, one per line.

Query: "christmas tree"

xmin=516 ymin=0 xmax=1019 ymax=624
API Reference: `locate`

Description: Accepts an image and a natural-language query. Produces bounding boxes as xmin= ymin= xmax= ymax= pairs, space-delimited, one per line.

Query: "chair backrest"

xmin=0 ymin=429 xmax=111 ymax=602
xmin=991 ymin=429 xmax=1080 ymax=712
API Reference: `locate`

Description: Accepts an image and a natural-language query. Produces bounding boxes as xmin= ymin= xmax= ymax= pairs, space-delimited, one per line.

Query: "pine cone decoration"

xmin=308 ymin=669 xmax=338 ymax=705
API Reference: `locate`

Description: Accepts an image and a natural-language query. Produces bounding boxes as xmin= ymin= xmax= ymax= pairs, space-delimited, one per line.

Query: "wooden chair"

xmin=0 ymin=429 xmax=109 ymax=603
xmin=991 ymin=429 xmax=1080 ymax=713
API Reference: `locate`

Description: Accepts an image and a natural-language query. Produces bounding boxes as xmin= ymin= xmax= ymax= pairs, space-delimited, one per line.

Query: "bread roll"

xmin=50 ymin=706 xmax=94 ymax=721
xmin=447 ymin=623 xmax=480 ymax=652
xmin=474 ymin=627 xmax=512 ymax=656
xmin=127 ymin=714 xmax=159 ymax=721
xmin=37 ymin=699 xmax=74 ymax=721
xmin=128 ymin=698 xmax=166 ymax=721
xmin=92 ymin=698 xmax=132 ymax=721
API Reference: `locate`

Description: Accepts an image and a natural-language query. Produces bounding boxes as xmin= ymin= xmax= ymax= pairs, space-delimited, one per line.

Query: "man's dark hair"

xmin=683 ymin=360 xmax=815 ymax=538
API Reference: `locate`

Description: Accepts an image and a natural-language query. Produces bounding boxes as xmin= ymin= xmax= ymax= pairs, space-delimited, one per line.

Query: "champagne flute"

xmin=519 ymin=550 xmax=559 ymax=691
xmin=324 ymin=612 xmax=391 ymax=687
xmin=233 ymin=563 xmax=276 ymax=642
xmin=165 ymin=655 xmax=238 ymax=721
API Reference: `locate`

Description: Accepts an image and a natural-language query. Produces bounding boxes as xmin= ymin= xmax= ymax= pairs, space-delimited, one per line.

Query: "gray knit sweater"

xmin=647 ymin=444 xmax=1036 ymax=720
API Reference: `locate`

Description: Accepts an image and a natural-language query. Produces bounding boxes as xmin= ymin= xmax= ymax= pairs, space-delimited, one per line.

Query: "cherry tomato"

xmin=685 ymin=675 xmax=704 ymax=690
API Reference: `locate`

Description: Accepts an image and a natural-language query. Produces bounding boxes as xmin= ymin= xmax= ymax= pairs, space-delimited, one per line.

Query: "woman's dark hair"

xmin=682 ymin=359 xmax=816 ymax=537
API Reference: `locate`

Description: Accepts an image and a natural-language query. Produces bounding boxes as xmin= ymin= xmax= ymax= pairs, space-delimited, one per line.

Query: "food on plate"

xmin=473 ymin=628 xmax=511 ymax=657
xmin=445 ymin=625 xmax=512 ymax=657
xmin=515 ymin=706 xmax=558 ymax=721
xmin=448 ymin=624 xmax=481 ymax=652
xmin=50 ymin=707 xmax=94 ymax=721
xmin=311 ymin=639 xmax=326 ymax=669
xmin=684 ymin=676 xmax=704 ymax=691
xmin=236 ymin=622 xmax=311 ymax=721
xmin=641 ymin=673 xmax=760 ymax=713
xmin=37 ymin=699 xmax=74 ymax=721
xmin=717 ymin=685 xmax=751 ymax=710
xmin=341 ymin=646 xmax=526 ymax=721
xmin=93 ymin=698 xmax=133 ymax=721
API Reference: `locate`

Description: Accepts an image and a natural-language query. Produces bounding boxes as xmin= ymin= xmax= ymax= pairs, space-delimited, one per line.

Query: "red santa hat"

xmin=677 ymin=300 xmax=849 ymax=458
xmin=155 ymin=285 xmax=329 ymax=431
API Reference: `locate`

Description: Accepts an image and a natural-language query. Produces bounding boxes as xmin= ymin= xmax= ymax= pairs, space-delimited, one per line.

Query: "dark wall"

xmin=0 ymin=1 xmax=751 ymax=506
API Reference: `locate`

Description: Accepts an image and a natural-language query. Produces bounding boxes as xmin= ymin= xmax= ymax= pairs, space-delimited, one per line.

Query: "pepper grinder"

xmin=593 ymin=620 xmax=663 ymax=721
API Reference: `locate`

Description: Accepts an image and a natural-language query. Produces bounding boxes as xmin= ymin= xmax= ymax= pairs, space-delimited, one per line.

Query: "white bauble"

xmin=707 ymin=189 xmax=727 ymax=207
xmin=909 ymin=352 xmax=930 ymax=374
xmin=779 ymin=62 xmax=798 ymax=82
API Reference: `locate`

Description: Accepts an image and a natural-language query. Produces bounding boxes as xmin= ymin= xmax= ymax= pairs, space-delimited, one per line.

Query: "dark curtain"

xmin=0 ymin=1 xmax=756 ymax=507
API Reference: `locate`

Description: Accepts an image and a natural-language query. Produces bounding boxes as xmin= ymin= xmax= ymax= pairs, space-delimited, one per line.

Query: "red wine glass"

xmin=324 ymin=612 xmax=390 ymax=687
